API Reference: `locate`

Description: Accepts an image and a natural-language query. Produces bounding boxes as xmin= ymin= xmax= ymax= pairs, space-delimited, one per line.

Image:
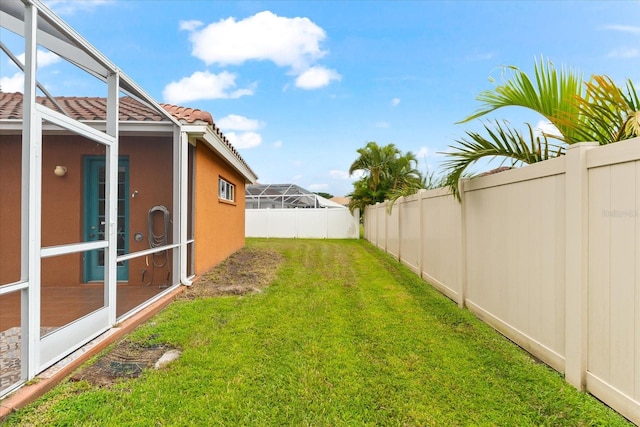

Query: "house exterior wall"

xmin=0 ymin=134 xmax=173 ymax=286
xmin=0 ymin=135 xmax=21 ymax=285
xmin=193 ymin=141 xmax=246 ymax=275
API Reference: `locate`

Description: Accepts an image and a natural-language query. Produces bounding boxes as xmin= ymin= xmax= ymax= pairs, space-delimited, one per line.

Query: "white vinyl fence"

xmin=246 ymin=208 xmax=359 ymax=239
xmin=365 ymin=138 xmax=640 ymax=424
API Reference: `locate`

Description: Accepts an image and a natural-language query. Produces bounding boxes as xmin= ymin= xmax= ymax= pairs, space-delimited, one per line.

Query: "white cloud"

xmin=464 ymin=52 xmax=495 ymax=61
xmin=332 ymin=169 xmax=365 ymax=180
xmin=163 ymin=71 xmax=255 ymax=104
xmin=186 ymin=11 xmax=327 ymax=71
xmin=217 ymin=114 xmax=262 ymax=131
xmin=15 ymin=50 xmax=61 ymax=68
xmin=602 ymin=25 xmax=640 ymax=35
xmin=43 ymin=0 xmax=112 ymax=15
xmin=225 ymin=131 xmax=262 ymax=149
xmin=295 ymin=66 xmax=341 ymax=89
xmin=351 ymin=170 xmax=366 ymax=179
xmin=330 ymin=170 xmax=350 ymax=180
xmin=391 ymin=98 xmax=400 ymax=107
xmin=417 ymin=146 xmax=429 ymax=159
xmin=1 ymin=72 xmax=24 ymax=93
xmin=534 ymin=120 xmax=562 ymax=138
xmin=292 ymin=174 xmax=303 ymax=181
xmin=607 ymin=48 xmax=639 ymax=58
xmin=374 ymin=121 xmax=390 ymax=129
xmin=273 ymin=140 xmax=283 ymax=148
xmin=308 ymin=183 xmax=329 ymax=191
xmin=179 ymin=20 xmax=203 ymax=32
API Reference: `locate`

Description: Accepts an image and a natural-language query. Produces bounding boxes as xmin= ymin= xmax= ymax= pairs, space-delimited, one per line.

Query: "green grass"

xmin=4 ymin=239 xmax=631 ymax=426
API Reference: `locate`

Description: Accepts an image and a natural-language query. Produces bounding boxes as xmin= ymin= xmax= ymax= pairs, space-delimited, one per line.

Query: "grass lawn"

xmin=4 ymin=239 xmax=631 ymax=426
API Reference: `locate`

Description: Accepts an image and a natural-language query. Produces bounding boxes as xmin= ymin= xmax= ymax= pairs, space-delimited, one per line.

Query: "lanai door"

xmin=36 ymin=105 xmax=118 ymax=373
xmin=84 ymin=157 xmax=129 ymax=282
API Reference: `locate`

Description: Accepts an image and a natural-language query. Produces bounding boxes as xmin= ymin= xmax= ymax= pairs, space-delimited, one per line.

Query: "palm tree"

xmin=348 ymin=142 xmax=425 ymax=212
xmin=442 ymin=57 xmax=639 ymax=198
xmin=348 ymin=142 xmax=401 ymax=191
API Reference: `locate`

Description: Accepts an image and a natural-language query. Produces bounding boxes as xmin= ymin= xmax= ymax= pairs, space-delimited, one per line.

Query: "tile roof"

xmin=0 ymin=91 xmax=213 ymax=124
xmin=160 ymin=103 xmax=213 ymax=125
xmin=477 ymin=166 xmax=513 ymax=177
xmin=0 ymin=92 xmax=254 ymax=177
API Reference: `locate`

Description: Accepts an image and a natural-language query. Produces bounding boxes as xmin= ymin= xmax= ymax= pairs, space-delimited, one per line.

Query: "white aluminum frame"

xmin=0 ymin=0 xmax=191 ymax=394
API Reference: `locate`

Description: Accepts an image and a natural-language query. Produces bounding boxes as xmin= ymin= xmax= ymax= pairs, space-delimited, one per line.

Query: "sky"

xmin=1 ymin=0 xmax=639 ymax=197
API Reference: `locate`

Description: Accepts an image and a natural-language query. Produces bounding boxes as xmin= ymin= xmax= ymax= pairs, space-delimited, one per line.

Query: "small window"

xmin=219 ymin=177 xmax=235 ymax=202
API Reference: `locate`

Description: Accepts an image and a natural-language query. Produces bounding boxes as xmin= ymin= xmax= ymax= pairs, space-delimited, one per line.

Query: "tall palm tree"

xmin=348 ymin=142 xmax=401 ymax=191
xmin=442 ymin=57 xmax=639 ymax=198
xmin=348 ymin=142 xmax=425 ymax=212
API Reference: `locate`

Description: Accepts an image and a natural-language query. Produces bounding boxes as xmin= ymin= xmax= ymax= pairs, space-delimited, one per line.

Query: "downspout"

xmin=179 ymin=129 xmax=193 ymax=286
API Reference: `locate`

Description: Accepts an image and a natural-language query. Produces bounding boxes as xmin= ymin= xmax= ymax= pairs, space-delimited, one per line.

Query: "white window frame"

xmin=219 ymin=177 xmax=235 ymax=202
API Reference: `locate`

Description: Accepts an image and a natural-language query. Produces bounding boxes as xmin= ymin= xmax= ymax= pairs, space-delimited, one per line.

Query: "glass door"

xmin=84 ymin=157 xmax=129 ymax=282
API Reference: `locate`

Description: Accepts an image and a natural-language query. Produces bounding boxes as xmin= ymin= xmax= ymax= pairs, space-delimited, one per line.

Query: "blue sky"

xmin=2 ymin=0 xmax=639 ymax=196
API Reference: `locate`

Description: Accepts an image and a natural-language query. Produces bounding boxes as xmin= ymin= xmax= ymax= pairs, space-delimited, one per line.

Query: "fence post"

xmin=383 ymin=202 xmax=388 ymax=253
xmin=397 ymin=197 xmax=402 ymax=262
xmin=458 ymin=178 xmax=469 ymax=309
xmin=565 ymin=141 xmax=597 ymax=390
xmin=418 ymin=190 xmax=426 ymax=280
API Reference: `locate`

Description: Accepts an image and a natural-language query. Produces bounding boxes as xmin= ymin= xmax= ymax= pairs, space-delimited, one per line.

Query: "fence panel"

xmin=464 ymin=165 xmax=566 ymax=371
xmin=246 ymin=208 xmax=359 ymax=239
xmin=586 ymin=142 xmax=640 ymax=422
xmin=399 ymin=194 xmax=421 ymax=274
xmin=421 ymin=188 xmax=463 ymax=303
xmin=327 ymin=208 xmax=360 ymax=239
xmin=386 ymin=204 xmax=400 ymax=259
xmin=296 ymin=210 xmax=328 ymax=238
xmin=375 ymin=204 xmax=386 ymax=251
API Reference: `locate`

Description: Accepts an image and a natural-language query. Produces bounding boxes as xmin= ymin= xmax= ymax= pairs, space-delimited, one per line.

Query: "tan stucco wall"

xmin=193 ymin=141 xmax=246 ymax=275
xmin=0 ymin=135 xmax=22 ymax=284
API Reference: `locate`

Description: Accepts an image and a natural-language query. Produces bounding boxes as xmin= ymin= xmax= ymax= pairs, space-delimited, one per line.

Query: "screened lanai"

xmin=246 ymin=184 xmax=346 ymax=209
xmin=0 ymin=0 xmax=194 ymax=398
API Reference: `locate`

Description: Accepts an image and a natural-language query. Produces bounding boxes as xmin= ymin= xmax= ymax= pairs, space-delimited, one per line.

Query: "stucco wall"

xmin=0 ymin=135 xmax=21 ymax=284
xmin=193 ymin=141 xmax=246 ymax=275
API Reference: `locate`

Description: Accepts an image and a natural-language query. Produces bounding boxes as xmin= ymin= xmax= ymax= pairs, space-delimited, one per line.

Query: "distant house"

xmin=329 ymin=196 xmax=351 ymax=207
xmin=0 ymin=0 xmax=256 ymax=399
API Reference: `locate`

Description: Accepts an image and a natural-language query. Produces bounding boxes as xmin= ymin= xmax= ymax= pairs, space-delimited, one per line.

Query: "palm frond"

xmin=440 ymin=120 xmax=566 ymax=199
xmin=458 ymin=57 xmax=584 ymax=143
xmin=558 ymin=76 xmax=639 ymax=144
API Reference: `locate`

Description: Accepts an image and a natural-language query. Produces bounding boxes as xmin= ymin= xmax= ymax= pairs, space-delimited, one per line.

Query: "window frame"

xmin=218 ymin=177 xmax=235 ymax=202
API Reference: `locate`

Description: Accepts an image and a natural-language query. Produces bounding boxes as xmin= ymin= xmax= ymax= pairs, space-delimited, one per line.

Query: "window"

xmin=219 ymin=177 xmax=235 ymax=202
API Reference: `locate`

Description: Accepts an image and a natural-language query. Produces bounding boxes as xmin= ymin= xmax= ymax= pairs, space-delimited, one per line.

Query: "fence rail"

xmin=365 ymin=137 xmax=640 ymax=424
